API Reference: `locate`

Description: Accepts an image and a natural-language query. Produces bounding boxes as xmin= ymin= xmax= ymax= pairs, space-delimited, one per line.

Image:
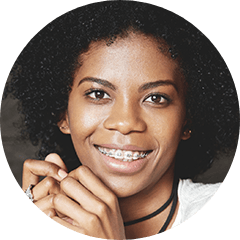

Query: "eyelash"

xmin=84 ymin=89 xmax=172 ymax=106
xmin=143 ymin=93 xmax=172 ymax=105
xmin=84 ymin=89 xmax=110 ymax=101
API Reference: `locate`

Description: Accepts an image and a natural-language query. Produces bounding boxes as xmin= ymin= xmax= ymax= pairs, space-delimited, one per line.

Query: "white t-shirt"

xmin=172 ymin=179 xmax=221 ymax=228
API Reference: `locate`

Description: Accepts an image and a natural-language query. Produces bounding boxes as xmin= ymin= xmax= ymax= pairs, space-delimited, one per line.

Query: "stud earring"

xmin=184 ymin=129 xmax=191 ymax=135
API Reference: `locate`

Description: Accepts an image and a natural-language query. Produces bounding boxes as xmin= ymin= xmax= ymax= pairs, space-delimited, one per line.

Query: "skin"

xmin=22 ymin=33 xmax=190 ymax=239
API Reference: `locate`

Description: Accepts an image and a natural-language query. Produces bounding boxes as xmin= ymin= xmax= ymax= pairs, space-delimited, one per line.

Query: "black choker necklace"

xmin=123 ymin=178 xmax=179 ymax=233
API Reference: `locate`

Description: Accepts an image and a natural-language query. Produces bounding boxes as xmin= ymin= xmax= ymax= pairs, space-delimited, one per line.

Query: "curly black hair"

xmin=3 ymin=1 xmax=239 ymax=179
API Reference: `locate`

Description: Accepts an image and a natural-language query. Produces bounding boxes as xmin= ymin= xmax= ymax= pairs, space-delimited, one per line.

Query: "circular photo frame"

xmin=1 ymin=1 xmax=239 ymax=240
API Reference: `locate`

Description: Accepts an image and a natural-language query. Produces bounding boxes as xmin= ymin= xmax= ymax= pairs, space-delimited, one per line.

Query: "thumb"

xmin=45 ymin=153 xmax=68 ymax=172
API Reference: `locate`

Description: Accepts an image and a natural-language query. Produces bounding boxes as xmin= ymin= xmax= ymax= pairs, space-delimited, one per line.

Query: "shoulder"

xmin=173 ymin=179 xmax=221 ymax=227
xmin=178 ymin=179 xmax=221 ymax=204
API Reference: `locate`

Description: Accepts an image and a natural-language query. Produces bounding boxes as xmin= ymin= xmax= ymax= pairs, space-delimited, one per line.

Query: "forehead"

xmin=75 ymin=33 xmax=184 ymax=89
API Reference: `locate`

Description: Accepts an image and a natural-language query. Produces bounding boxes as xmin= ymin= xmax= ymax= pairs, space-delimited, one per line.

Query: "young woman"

xmin=3 ymin=1 xmax=239 ymax=239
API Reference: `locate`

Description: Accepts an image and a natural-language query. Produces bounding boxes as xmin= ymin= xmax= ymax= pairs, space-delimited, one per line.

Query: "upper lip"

xmin=94 ymin=144 xmax=151 ymax=151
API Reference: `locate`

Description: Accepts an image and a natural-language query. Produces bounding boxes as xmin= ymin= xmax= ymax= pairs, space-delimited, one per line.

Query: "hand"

xmin=52 ymin=165 xmax=126 ymax=239
xmin=22 ymin=153 xmax=68 ymax=217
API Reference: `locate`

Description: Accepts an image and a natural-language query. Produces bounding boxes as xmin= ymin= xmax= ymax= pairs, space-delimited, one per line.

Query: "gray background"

xmin=0 ymin=0 xmax=240 ymax=239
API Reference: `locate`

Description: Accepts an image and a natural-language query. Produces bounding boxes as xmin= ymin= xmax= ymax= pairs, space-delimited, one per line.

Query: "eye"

xmin=85 ymin=89 xmax=110 ymax=100
xmin=144 ymin=93 xmax=171 ymax=105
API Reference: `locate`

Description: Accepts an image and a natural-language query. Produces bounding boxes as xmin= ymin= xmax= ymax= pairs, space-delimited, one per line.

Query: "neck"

xmin=118 ymin=163 xmax=175 ymax=224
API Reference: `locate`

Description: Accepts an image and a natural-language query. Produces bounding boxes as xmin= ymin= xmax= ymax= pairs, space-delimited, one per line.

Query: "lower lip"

xmin=97 ymin=149 xmax=149 ymax=174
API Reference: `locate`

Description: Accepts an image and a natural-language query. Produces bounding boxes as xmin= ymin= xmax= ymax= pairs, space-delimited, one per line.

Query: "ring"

xmin=24 ymin=184 xmax=34 ymax=202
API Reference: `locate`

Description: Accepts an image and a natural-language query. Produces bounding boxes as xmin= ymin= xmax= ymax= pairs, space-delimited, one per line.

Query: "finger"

xmin=69 ymin=166 xmax=118 ymax=207
xmin=60 ymin=175 xmax=122 ymax=237
xmin=22 ymin=159 xmax=68 ymax=191
xmin=60 ymin=176 xmax=106 ymax=215
xmin=32 ymin=177 xmax=61 ymax=201
xmin=45 ymin=153 xmax=68 ymax=172
xmin=35 ymin=194 xmax=55 ymax=211
xmin=43 ymin=209 xmax=57 ymax=218
xmin=53 ymin=194 xmax=97 ymax=228
xmin=35 ymin=194 xmax=66 ymax=219
xmin=52 ymin=216 xmax=83 ymax=233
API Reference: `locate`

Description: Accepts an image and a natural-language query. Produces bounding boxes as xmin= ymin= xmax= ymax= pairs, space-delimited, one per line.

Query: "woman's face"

xmin=60 ymin=34 xmax=189 ymax=197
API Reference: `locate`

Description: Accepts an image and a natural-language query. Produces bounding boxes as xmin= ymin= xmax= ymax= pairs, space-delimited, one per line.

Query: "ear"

xmin=181 ymin=119 xmax=191 ymax=140
xmin=181 ymin=129 xmax=191 ymax=140
xmin=57 ymin=113 xmax=71 ymax=134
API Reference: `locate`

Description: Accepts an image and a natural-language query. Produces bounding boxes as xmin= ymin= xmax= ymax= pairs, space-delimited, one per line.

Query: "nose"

xmin=103 ymin=101 xmax=147 ymax=135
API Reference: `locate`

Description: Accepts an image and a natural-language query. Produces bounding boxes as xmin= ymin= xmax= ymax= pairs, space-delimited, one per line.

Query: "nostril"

xmin=103 ymin=114 xmax=147 ymax=135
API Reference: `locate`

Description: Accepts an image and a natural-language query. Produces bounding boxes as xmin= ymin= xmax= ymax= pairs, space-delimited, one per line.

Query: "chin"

xmin=110 ymin=186 xmax=139 ymax=198
xmin=100 ymin=174 xmax=148 ymax=198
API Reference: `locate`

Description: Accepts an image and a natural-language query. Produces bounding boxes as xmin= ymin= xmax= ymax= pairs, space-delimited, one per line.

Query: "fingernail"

xmin=62 ymin=217 xmax=73 ymax=224
xmin=58 ymin=169 xmax=68 ymax=180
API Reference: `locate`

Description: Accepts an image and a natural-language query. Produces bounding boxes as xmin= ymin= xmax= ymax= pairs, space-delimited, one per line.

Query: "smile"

xmin=96 ymin=146 xmax=152 ymax=162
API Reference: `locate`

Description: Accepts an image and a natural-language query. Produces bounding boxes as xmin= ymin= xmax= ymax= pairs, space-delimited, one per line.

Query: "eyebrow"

xmin=138 ymin=80 xmax=178 ymax=93
xmin=78 ymin=77 xmax=116 ymax=90
xmin=78 ymin=77 xmax=178 ymax=93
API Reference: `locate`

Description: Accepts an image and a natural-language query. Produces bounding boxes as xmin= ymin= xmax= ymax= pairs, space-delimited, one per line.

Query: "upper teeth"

xmin=97 ymin=147 xmax=149 ymax=162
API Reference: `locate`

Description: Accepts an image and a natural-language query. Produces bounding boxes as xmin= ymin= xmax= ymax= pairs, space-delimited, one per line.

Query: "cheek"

xmin=149 ymin=107 xmax=185 ymax=147
xmin=67 ymin=101 xmax=103 ymax=140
